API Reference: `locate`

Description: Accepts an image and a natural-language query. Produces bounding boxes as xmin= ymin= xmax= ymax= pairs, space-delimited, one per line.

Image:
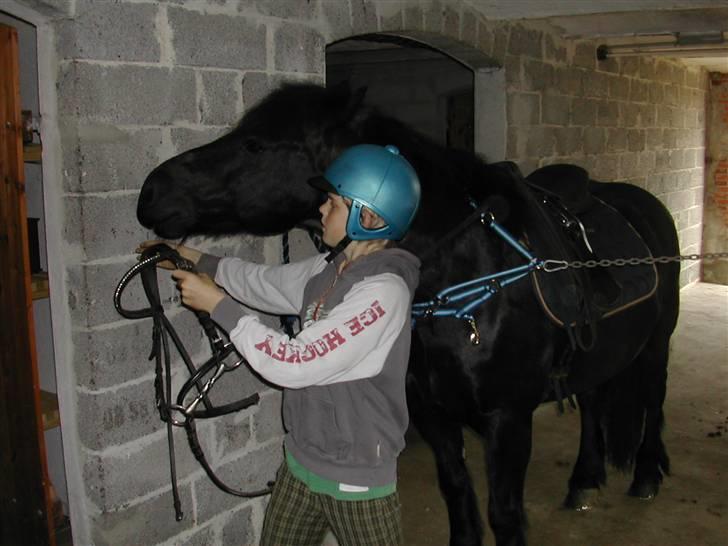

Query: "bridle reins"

xmin=114 ymin=243 xmax=272 ymax=521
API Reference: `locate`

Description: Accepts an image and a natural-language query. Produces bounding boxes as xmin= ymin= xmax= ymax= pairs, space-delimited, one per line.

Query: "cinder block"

xmin=77 ymin=378 xmax=160 ymax=450
xmin=492 ymin=26 xmax=509 ymax=64
xmin=627 ymin=129 xmax=646 ymax=152
xmin=253 ymin=0 xmax=317 ymax=19
xmin=63 ymin=193 xmax=144 ymax=262
xmin=443 ymin=6 xmax=460 ymax=40
xmin=68 ymin=258 xmax=178 ymax=328
xmin=507 ymin=93 xmax=540 ymax=126
xmin=351 ymin=0 xmax=379 ymax=34
xmin=199 ymin=71 xmax=242 ymax=126
xmin=324 ymin=0 xmax=354 ymax=40
xmin=214 ymin=410 xmax=253 ymax=460
xmin=523 ymin=60 xmax=555 ymax=93
xmin=56 ymin=0 xmax=159 ymax=62
xmin=166 ymin=525 xmax=216 ymax=546
xmin=14 ymin=0 xmax=72 ymax=18
xmin=620 ymin=57 xmax=640 ymax=78
xmin=63 ymin=124 xmax=163 ymax=193
xmin=380 ymin=8 xmax=404 ymax=32
xmin=504 ymin=55 xmax=522 ymax=87
xmin=170 ymin=127 xmax=229 ymax=157
xmin=640 ymin=104 xmax=656 ymax=127
xmin=90 ymin=485 xmax=194 ymax=546
xmin=221 ymin=505 xmax=255 ymax=546
xmin=649 ymin=82 xmax=665 ymax=104
xmin=58 ymin=62 xmax=196 ymax=125
xmin=75 ymin=309 xmax=202 ymax=390
xmin=544 ymin=34 xmax=567 ymax=63
xmin=685 ymin=68 xmax=703 ymax=88
xmin=582 ymin=71 xmax=609 ymax=99
xmin=554 ymin=67 xmax=583 ymax=96
xmin=619 ymin=152 xmax=640 ymax=179
xmin=194 ymin=442 xmax=282 ymax=523
xmin=606 ymin=128 xmax=628 ymax=153
xmin=554 ymin=127 xmax=582 ymax=156
xmin=84 ymin=428 xmax=202 ymax=510
xmin=629 ymin=79 xmax=649 ymax=103
xmin=168 ymin=8 xmax=266 ymax=70
xmin=403 ymin=5 xmax=424 ymax=30
xmin=508 ymin=24 xmax=542 ymax=59
xmin=525 ymin=127 xmax=556 ymax=157
xmin=654 ymin=60 xmax=673 ymax=84
xmin=597 ymin=56 xmax=619 ymax=74
xmin=583 ymin=127 xmax=606 ymax=155
xmin=663 ymin=83 xmax=679 ymax=107
xmin=573 ymin=42 xmax=596 ymax=70
xmin=461 ymin=10 xmax=477 ymax=46
xmin=596 ymin=101 xmax=619 ymax=127
xmin=621 ymin=103 xmax=640 ymax=128
xmin=607 ymin=74 xmax=629 ymax=101
xmin=274 ymin=23 xmax=325 ymax=74
xmin=655 ymin=150 xmax=671 ymax=173
xmin=590 ymin=154 xmax=619 ymax=181
xmin=639 ymin=58 xmax=657 ymax=80
xmin=645 ymin=128 xmax=662 ymax=148
xmin=423 ymin=0 xmax=444 ymax=33
xmin=477 ymin=22 xmax=494 ymax=58
xmin=657 ymin=105 xmax=674 ymax=128
xmin=570 ymin=98 xmax=597 ymax=126
xmin=542 ymin=94 xmax=570 ymax=126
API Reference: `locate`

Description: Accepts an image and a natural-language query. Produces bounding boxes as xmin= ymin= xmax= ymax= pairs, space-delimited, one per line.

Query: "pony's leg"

xmin=627 ymin=335 xmax=670 ymax=499
xmin=412 ymin=409 xmax=483 ymax=546
xmin=480 ymin=408 xmax=532 ymax=546
xmin=564 ymin=390 xmax=606 ymax=510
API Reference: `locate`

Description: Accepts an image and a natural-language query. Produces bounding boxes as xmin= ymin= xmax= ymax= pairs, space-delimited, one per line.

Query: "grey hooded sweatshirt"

xmin=206 ymin=248 xmax=420 ymax=487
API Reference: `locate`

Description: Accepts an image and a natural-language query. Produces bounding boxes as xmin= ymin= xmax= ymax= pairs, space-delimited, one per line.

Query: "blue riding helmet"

xmin=309 ymin=144 xmax=421 ymax=241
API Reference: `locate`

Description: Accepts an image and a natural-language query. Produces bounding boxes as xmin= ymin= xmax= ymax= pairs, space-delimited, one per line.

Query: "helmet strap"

xmin=325 ymin=236 xmax=351 ymax=263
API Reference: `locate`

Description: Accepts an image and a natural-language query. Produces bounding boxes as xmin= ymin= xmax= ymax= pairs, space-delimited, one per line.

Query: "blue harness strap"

xmin=412 ymin=209 xmax=542 ymax=342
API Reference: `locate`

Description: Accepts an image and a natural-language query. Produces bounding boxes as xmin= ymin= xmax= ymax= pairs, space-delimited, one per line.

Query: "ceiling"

xmin=464 ymin=2 xmax=728 ymax=72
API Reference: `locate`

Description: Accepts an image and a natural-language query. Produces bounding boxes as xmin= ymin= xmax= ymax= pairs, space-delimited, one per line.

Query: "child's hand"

xmin=136 ymin=240 xmax=202 ymax=269
xmin=171 ymin=270 xmax=225 ymax=313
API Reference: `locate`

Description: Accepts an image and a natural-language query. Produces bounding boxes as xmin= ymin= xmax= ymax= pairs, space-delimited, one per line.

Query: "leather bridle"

xmin=114 ymin=243 xmax=272 ymax=521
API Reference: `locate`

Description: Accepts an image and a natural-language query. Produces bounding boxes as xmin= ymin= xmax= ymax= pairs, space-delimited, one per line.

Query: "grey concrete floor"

xmin=398 ymin=282 xmax=727 ymax=546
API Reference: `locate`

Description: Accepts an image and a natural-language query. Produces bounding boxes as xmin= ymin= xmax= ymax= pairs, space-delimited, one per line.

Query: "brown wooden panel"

xmin=0 ymin=23 xmax=54 ymax=546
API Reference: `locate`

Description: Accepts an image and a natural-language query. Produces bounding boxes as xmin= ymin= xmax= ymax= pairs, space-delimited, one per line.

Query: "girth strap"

xmin=114 ymin=244 xmax=272 ymax=521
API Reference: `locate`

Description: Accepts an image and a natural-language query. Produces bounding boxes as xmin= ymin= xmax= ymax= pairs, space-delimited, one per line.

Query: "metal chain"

xmin=541 ymin=252 xmax=728 ymax=273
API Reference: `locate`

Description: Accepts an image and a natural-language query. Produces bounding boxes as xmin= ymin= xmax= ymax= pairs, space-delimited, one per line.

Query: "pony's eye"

xmin=244 ymin=139 xmax=263 ymax=154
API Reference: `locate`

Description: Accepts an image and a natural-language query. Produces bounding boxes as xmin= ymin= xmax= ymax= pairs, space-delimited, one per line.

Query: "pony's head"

xmin=137 ymin=83 xmax=368 ymax=238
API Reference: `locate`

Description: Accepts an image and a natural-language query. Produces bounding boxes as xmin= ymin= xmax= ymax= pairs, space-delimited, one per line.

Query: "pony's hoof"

xmin=627 ymin=481 xmax=658 ymax=500
xmin=563 ymin=488 xmax=600 ymax=511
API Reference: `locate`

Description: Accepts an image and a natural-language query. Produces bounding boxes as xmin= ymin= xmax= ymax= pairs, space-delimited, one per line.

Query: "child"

xmin=154 ymin=144 xmax=420 ymax=546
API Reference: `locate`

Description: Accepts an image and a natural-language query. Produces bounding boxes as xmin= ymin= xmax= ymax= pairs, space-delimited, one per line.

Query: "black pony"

xmin=137 ymin=83 xmax=680 ymax=546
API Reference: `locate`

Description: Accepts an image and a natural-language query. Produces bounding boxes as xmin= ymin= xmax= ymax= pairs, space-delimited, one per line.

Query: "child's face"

xmin=319 ymin=193 xmax=349 ymax=247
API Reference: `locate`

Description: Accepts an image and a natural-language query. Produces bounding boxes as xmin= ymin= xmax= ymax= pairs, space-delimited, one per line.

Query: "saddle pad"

xmin=531 ymin=197 xmax=658 ymax=327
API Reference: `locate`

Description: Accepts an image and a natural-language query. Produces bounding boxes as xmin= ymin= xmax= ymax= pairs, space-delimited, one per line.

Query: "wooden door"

xmin=0 ymin=22 xmax=54 ymax=546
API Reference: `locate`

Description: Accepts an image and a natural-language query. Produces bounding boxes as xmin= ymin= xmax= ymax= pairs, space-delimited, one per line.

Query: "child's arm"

xmin=209 ymin=253 xmax=327 ymax=315
xmin=211 ymin=273 xmax=410 ymax=387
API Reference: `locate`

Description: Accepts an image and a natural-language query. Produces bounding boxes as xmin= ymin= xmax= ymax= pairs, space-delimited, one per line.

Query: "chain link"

xmin=541 ymin=252 xmax=728 ymax=273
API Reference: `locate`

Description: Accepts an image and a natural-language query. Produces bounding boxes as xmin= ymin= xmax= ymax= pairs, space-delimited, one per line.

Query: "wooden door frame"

xmin=0 ymin=22 xmax=54 ymax=546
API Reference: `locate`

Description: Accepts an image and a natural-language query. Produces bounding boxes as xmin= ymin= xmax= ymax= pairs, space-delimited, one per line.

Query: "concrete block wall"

xmin=496 ymin=24 xmax=708 ymax=286
xmin=7 ymin=0 xmax=710 ymax=544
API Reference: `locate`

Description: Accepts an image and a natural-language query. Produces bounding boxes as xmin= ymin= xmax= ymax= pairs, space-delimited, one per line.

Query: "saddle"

xmin=500 ymin=162 xmax=658 ymax=351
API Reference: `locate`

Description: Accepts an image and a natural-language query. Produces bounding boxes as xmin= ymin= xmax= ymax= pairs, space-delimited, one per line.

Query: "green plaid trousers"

xmin=260 ymin=462 xmax=403 ymax=546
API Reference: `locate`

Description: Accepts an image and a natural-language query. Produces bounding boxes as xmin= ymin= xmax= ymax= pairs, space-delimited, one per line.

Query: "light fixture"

xmin=597 ymin=31 xmax=728 ymax=60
